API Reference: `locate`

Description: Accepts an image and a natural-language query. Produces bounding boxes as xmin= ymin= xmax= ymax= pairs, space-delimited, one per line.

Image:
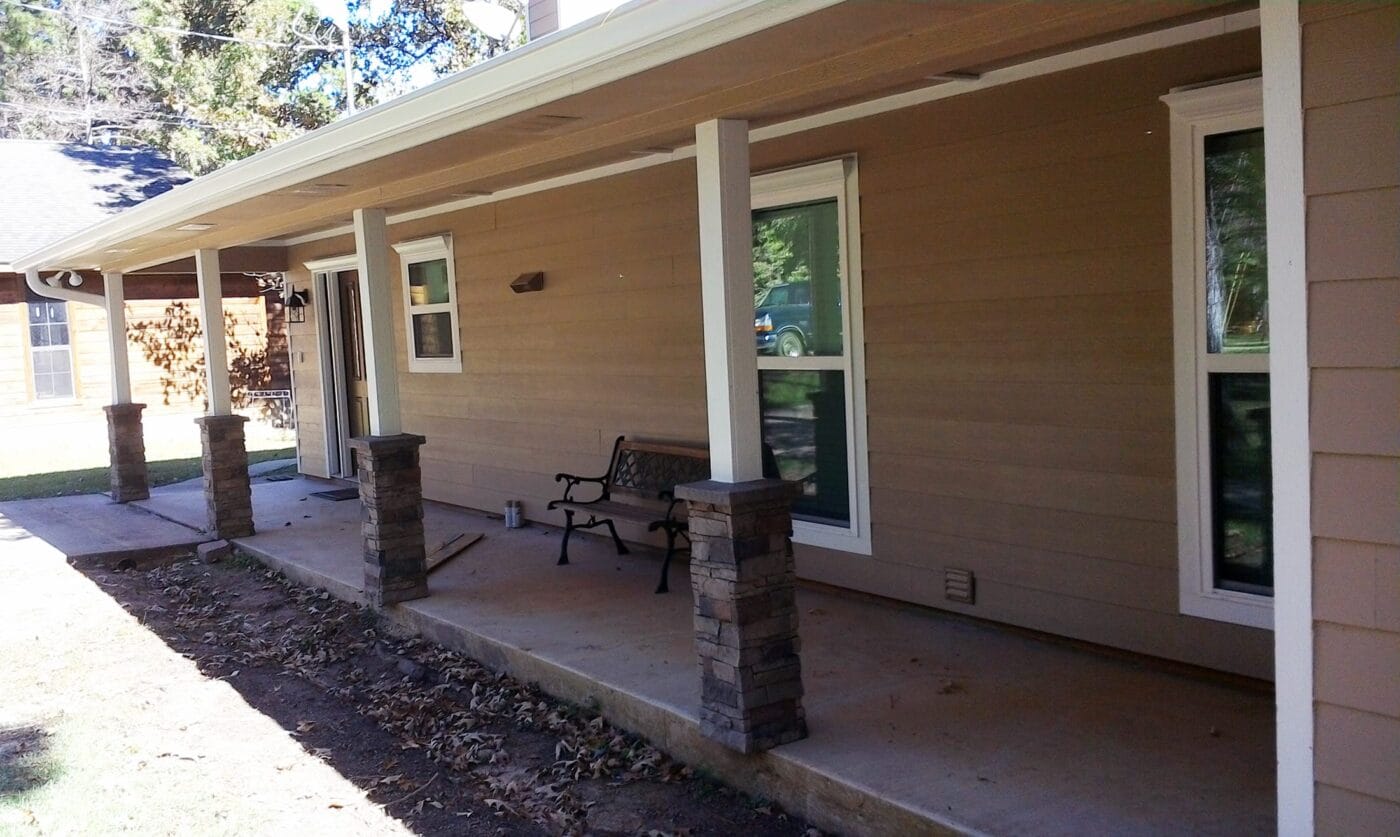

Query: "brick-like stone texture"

xmin=675 ymin=478 xmax=806 ymax=754
xmin=104 ymin=403 xmax=149 ymax=503
xmin=195 ymin=414 xmax=254 ymax=540
xmin=347 ymin=433 xmax=429 ymax=607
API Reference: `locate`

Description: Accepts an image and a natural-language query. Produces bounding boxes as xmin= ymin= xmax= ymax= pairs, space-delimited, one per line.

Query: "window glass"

xmin=753 ymin=199 xmax=842 ymax=358
xmin=411 ymin=312 xmax=454 ymax=359
xmin=28 ymin=299 xmax=73 ymax=399
xmin=1209 ymin=373 xmax=1273 ymax=595
xmin=408 ymin=258 xmax=451 ymax=306
xmin=1204 ymin=128 xmax=1268 ymax=354
xmin=760 ymin=369 xmax=849 ymax=527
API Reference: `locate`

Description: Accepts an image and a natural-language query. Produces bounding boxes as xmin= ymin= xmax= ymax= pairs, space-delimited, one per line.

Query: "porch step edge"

xmin=390 ymin=602 xmax=975 ymax=837
xmin=223 ymin=538 xmax=974 ymax=837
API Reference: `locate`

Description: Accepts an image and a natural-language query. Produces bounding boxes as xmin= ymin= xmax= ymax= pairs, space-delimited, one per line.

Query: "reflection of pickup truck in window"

xmin=754 ymin=282 xmax=811 ymax=356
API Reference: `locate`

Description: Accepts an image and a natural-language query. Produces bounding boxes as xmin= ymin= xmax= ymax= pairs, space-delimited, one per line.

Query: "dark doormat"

xmin=310 ymin=488 xmax=359 ymax=501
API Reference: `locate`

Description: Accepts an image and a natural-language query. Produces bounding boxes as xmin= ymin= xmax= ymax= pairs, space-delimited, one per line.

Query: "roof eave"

xmin=13 ymin=0 xmax=844 ymax=273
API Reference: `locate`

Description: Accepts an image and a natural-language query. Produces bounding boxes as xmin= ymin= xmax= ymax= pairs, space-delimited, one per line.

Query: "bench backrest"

xmin=608 ymin=437 xmax=709 ymax=499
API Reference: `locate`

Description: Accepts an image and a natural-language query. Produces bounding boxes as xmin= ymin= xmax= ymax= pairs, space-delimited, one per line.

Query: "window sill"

xmin=792 ymin=518 xmax=872 ymax=556
xmin=407 ymin=357 xmax=462 ymax=374
xmin=1180 ymin=588 xmax=1273 ymax=630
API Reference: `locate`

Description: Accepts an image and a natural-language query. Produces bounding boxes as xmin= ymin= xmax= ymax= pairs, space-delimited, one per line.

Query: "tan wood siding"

xmin=287 ymin=32 xmax=1274 ymax=677
xmin=0 ymin=297 xmax=268 ymax=420
xmin=1303 ymin=2 xmax=1400 ymax=829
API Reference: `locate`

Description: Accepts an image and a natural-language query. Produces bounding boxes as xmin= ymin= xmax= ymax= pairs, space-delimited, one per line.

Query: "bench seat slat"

xmin=551 ymin=499 xmax=668 ymax=522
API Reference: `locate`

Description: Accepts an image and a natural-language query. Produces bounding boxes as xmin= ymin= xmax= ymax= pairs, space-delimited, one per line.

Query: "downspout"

xmin=24 ymin=267 xmax=105 ymax=306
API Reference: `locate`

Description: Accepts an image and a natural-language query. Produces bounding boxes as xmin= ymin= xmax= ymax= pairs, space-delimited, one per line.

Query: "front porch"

xmin=137 ymin=476 xmax=1275 ymax=835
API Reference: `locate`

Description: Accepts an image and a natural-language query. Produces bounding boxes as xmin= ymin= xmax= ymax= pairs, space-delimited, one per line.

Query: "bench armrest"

xmin=551 ymin=471 xmax=609 ymax=504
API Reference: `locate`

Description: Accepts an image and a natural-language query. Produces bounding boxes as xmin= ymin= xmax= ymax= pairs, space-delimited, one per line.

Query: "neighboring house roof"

xmin=0 ymin=140 xmax=189 ymax=271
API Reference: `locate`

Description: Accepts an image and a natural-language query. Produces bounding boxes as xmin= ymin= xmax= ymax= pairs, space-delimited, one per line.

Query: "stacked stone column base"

xmin=195 ymin=414 xmax=254 ymax=539
xmin=347 ymin=434 xmax=429 ymax=607
xmin=104 ymin=403 xmax=149 ymax=503
xmin=675 ymin=478 xmax=806 ymax=754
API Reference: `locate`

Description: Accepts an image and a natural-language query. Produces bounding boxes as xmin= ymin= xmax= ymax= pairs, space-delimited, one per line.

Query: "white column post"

xmin=194 ymin=248 xmax=232 ymax=416
xmin=1262 ymin=3 xmax=1314 ymax=834
xmin=695 ymin=118 xmax=761 ymax=483
xmin=102 ymin=271 xmax=131 ymax=405
xmin=353 ymin=207 xmax=402 ymax=436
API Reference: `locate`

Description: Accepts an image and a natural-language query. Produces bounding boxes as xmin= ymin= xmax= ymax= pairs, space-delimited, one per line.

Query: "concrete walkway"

xmin=129 ymin=476 xmax=1276 ymax=837
xmin=0 ymin=494 xmax=207 ymax=566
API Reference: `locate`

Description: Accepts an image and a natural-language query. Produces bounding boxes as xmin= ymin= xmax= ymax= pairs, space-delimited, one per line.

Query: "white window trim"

xmin=751 ymin=158 xmax=872 ymax=556
xmin=393 ymin=234 xmax=462 ymax=374
xmin=27 ymin=299 xmax=75 ymax=403
xmin=1163 ymin=77 xmax=1272 ymax=630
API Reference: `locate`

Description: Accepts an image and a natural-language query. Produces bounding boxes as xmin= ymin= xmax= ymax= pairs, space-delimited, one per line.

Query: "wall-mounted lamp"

xmin=510 ymin=272 xmax=544 ymax=294
xmin=286 ymin=289 xmax=309 ymax=323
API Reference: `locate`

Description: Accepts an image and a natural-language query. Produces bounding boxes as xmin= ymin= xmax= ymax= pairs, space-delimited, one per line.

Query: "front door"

xmin=337 ymin=270 xmax=370 ymax=471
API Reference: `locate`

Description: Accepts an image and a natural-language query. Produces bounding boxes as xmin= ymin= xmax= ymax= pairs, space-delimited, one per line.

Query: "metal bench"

xmin=547 ymin=436 xmax=710 ymax=594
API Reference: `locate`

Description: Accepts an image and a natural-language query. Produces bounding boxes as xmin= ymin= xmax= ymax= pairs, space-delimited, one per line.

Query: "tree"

xmin=0 ymin=0 xmax=525 ymax=174
xmin=124 ymin=0 xmax=340 ymax=172
xmin=752 ymin=211 xmax=812 ymax=302
xmin=0 ymin=0 xmax=149 ymax=143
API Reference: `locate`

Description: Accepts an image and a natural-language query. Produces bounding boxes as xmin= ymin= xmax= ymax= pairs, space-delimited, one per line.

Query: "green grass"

xmin=0 ymin=448 xmax=295 ymax=502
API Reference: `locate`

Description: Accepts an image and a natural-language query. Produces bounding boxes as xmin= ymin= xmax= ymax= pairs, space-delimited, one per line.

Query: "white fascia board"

xmin=12 ymin=0 xmax=844 ymax=273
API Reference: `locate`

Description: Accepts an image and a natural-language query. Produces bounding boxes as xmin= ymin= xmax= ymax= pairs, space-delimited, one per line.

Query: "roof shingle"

xmin=0 ymin=140 xmax=189 ymax=266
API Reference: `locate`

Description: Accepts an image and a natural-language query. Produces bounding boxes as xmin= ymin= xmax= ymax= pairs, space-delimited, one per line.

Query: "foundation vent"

xmin=945 ymin=567 xmax=975 ymax=604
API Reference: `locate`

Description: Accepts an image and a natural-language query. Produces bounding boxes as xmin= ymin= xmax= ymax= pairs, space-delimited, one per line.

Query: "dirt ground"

xmin=0 ymin=541 xmax=816 ymax=837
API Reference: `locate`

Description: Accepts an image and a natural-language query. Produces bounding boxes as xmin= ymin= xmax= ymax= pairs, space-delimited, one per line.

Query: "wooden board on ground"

xmin=426 ymin=531 xmax=484 ymax=573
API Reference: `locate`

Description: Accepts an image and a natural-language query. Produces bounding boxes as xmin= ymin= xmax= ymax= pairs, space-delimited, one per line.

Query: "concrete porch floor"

xmin=133 ymin=476 xmax=1275 ymax=836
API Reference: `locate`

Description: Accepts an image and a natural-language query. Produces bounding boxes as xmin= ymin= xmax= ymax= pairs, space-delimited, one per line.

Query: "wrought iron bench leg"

xmin=558 ymin=510 xmax=574 ymax=565
xmin=656 ymin=527 xmax=678 ymax=594
xmin=605 ymin=520 xmax=629 ymax=555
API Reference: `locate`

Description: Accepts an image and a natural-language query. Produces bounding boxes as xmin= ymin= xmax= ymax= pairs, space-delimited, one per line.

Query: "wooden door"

xmin=337 ymin=271 xmax=370 ymax=461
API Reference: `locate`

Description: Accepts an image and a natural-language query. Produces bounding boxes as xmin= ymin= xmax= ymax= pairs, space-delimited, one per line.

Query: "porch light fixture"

xmin=510 ymin=272 xmax=544 ymax=294
xmin=286 ymin=289 xmax=309 ymax=323
xmin=176 ymin=222 xmax=215 ymax=231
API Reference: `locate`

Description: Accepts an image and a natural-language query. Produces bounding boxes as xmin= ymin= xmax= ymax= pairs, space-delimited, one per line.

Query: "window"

xmin=393 ymin=235 xmax=462 ymax=373
xmin=28 ymin=298 xmax=74 ymax=400
xmin=1164 ymin=78 xmax=1272 ymax=628
xmin=752 ymin=159 xmax=871 ymax=554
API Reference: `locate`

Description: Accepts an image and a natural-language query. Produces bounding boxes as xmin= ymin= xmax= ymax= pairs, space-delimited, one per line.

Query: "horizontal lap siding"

xmin=754 ymin=29 xmax=1271 ymax=677
xmin=1302 ymin=2 xmax=1400 ymax=829
xmin=0 ymin=297 xmax=267 ymax=421
xmin=287 ymin=165 xmax=707 ymax=519
xmin=286 ymin=32 xmax=1272 ymax=676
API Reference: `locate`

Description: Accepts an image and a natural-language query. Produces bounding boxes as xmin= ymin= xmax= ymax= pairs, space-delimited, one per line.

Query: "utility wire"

xmin=0 ymin=0 xmax=335 ymax=51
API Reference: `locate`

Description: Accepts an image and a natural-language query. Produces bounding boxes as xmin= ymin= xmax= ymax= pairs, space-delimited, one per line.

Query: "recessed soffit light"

xmin=176 ymin=223 xmax=215 ymax=231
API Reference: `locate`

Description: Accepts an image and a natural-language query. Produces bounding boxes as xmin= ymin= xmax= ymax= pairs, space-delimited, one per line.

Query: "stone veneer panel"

xmin=347 ymin=433 xmax=429 ymax=607
xmin=195 ymin=414 xmax=254 ymax=539
xmin=675 ymin=478 xmax=806 ymax=754
xmin=104 ymin=403 xmax=149 ymax=503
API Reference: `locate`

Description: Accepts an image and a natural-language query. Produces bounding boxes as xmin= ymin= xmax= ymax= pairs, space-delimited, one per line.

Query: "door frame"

xmin=305 ymin=254 xmax=360 ymax=478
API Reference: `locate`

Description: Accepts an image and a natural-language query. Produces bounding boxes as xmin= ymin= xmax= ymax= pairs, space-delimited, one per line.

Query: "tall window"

xmin=1164 ymin=78 xmax=1272 ymax=628
xmin=752 ymin=159 xmax=871 ymax=554
xmin=393 ymin=235 xmax=462 ymax=373
xmin=28 ymin=298 xmax=74 ymax=400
